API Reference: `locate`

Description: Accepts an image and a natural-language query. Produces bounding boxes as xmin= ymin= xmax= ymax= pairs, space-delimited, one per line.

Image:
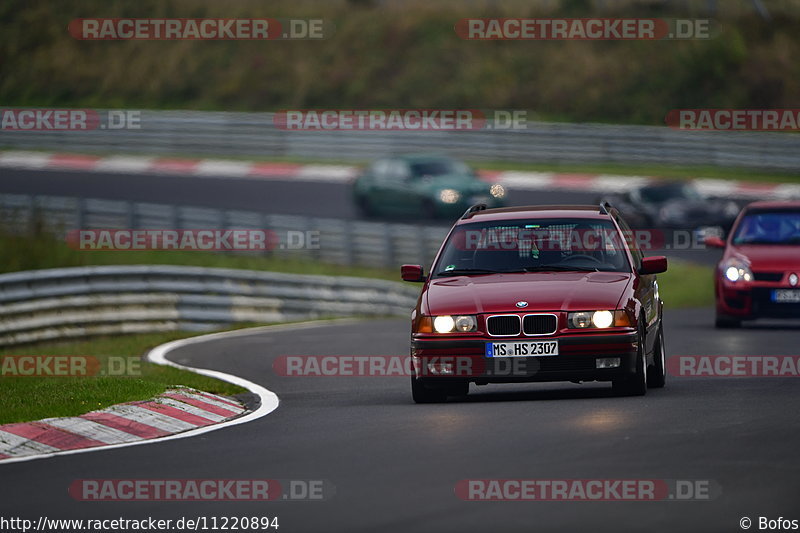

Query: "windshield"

xmin=732 ymin=211 xmax=800 ymax=245
xmin=638 ymin=184 xmax=701 ymax=203
xmin=410 ymin=159 xmax=471 ymax=178
xmin=433 ymin=218 xmax=631 ymax=277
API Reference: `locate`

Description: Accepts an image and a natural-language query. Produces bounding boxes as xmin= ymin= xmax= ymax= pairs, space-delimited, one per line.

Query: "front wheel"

xmin=715 ymin=313 xmax=741 ymax=329
xmin=646 ymin=324 xmax=666 ymax=388
xmin=411 ymin=376 xmax=447 ymax=403
xmin=411 ymin=377 xmax=468 ymax=403
xmin=613 ymin=327 xmax=647 ymax=396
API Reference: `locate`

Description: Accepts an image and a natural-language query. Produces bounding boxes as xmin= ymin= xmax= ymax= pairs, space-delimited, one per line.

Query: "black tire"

xmin=715 ymin=314 xmax=741 ymax=328
xmin=613 ymin=327 xmax=647 ymax=396
xmin=411 ymin=376 xmax=447 ymax=403
xmin=446 ymin=381 xmax=470 ymax=398
xmin=646 ymin=324 xmax=666 ymax=388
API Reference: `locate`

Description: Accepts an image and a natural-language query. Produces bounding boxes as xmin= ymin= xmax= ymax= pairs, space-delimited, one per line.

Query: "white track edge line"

xmin=0 ymin=319 xmax=357 ymax=466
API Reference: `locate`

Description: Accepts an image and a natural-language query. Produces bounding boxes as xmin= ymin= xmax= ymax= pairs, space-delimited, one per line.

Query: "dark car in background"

xmin=706 ymin=201 xmax=800 ymax=328
xmin=599 ymin=181 xmax=741 ymax=234
xmin=353 ymin=154 xmax=506 ymax=219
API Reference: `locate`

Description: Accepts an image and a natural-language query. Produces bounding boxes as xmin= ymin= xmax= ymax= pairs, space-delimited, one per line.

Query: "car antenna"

xmin=461 ymin=203 xmax=487 ymax=219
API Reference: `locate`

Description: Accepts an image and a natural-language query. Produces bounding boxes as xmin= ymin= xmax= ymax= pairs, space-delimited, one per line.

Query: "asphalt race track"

xmin=0 ymin=167 xmax=597 ymax=217
xmin=1 ymin=308 xmax=798 ymax=532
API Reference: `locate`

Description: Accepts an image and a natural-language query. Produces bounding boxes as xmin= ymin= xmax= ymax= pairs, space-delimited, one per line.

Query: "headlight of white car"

xmin=722 ymin=259 xmax=752 ymax=282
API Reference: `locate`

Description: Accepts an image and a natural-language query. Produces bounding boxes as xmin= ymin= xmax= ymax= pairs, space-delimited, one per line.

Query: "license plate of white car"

xmin=773 ymin=289 xmax=800 ymax=303
xmin=485 ymin=341 xmax=559 ymax=357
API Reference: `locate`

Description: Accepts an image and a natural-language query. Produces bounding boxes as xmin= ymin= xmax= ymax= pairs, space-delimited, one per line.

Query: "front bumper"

xmin=411 ymin=332 xmax=638 ymax=385
xmin=717 ymin=280 xmax=800 ymax=319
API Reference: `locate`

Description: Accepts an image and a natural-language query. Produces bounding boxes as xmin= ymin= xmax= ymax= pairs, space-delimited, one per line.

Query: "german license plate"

xmin=772 ymin=289 xmax=800 ymax=303
xmin=485 ymin=340 xmax=558 ymax=357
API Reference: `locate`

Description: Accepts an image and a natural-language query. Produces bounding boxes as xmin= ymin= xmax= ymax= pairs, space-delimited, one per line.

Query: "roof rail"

xmin=461 ymin=203 xmax=487 ymax=219
xmin=599 ymin=201 xmax=612 ymax=215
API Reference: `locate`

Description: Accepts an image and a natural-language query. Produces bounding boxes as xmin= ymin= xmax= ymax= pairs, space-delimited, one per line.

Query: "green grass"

xmin=0 ymin=330 xmax=249 ymax=425
xmin=658 ymin=259 xmax=715 ymax=309
xmin=0 ymin=229 xmax=398 ymax=281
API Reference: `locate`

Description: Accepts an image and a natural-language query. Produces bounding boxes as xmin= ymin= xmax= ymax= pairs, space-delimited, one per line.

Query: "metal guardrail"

xmin=0 ymin=265 xmax=421 ymax=346
xmin=0 ymin=193 xmax=450 ymax=269
xmin=1 ymin=110 xmax=799 ymax=171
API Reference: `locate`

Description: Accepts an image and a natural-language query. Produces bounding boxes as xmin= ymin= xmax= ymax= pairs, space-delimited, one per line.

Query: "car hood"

xmin=728 ymin=244 xmax=800 ymax=271
xmin=424 ymin=271 xmax=632 ymax=315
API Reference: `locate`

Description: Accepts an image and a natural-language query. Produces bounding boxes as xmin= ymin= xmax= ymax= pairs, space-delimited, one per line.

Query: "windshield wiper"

xmin=436 ymin=268 xmax=503 ymax=277
xmin=521 ymin=265 xmax=600 ymax=272
xmin=437 ymin=265 xmax=605 ymax=276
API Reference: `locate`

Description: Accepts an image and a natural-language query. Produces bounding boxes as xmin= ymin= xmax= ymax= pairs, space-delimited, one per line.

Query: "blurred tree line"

xmin=0 ymin=0 xmax=797 ymax=125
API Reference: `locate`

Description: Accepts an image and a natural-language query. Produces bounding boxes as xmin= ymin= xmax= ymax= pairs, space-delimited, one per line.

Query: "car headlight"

xmin=438 ymin=189 xmax=461 ymax=204
xmin=433 ymin=315 xmax=477 ymax=333
xmin=592 ymin=310 xmax=614 ymax=328
xmin=489 ymin=183 xmax=506 ymax=199
xmin=722 ymin=259 xmax=752 ymax=283
xmin=568 ymin=310 xmax=631 ymax=329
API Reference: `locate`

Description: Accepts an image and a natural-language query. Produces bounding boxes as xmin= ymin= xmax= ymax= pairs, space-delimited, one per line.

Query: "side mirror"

xmin=401 ymin=264 xmax=426 ymax=282
xmin=639 ymin=256 xmax=668 ymax=275
xmin=704 ymin=235 xmax=726 ymax=249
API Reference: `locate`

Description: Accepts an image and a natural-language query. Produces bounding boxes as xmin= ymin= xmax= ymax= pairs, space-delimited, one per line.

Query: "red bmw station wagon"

xmin=401 ymin=204 xmax=668 ymax=403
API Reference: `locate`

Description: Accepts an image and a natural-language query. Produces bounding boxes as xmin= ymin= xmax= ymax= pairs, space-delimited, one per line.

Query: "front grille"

xmin=536 ymin=357 xmax=597 ymax=372
xmin=753 ymin=271 xmax=784 ymax=282
xmin=487 ymin=315 xmax=521 ymax=336
xmin=523 ymin=314 xmax=558 ymax=335
xmin=483 ymin=356 xmax=597 ymax=375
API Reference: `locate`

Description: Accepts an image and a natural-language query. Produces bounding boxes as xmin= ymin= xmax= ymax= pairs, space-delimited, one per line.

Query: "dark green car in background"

xmin=352 ymin=154 xmax=507 ymax=219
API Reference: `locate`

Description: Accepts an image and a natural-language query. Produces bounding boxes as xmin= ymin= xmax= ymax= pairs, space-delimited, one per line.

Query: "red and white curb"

xmin=0 ymin=387 xmax=246 ymax=461
xmin=0 ymin=323 xmax=353 ymax=465
xmin=1 ymin=150 xmax=798 ymax=200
